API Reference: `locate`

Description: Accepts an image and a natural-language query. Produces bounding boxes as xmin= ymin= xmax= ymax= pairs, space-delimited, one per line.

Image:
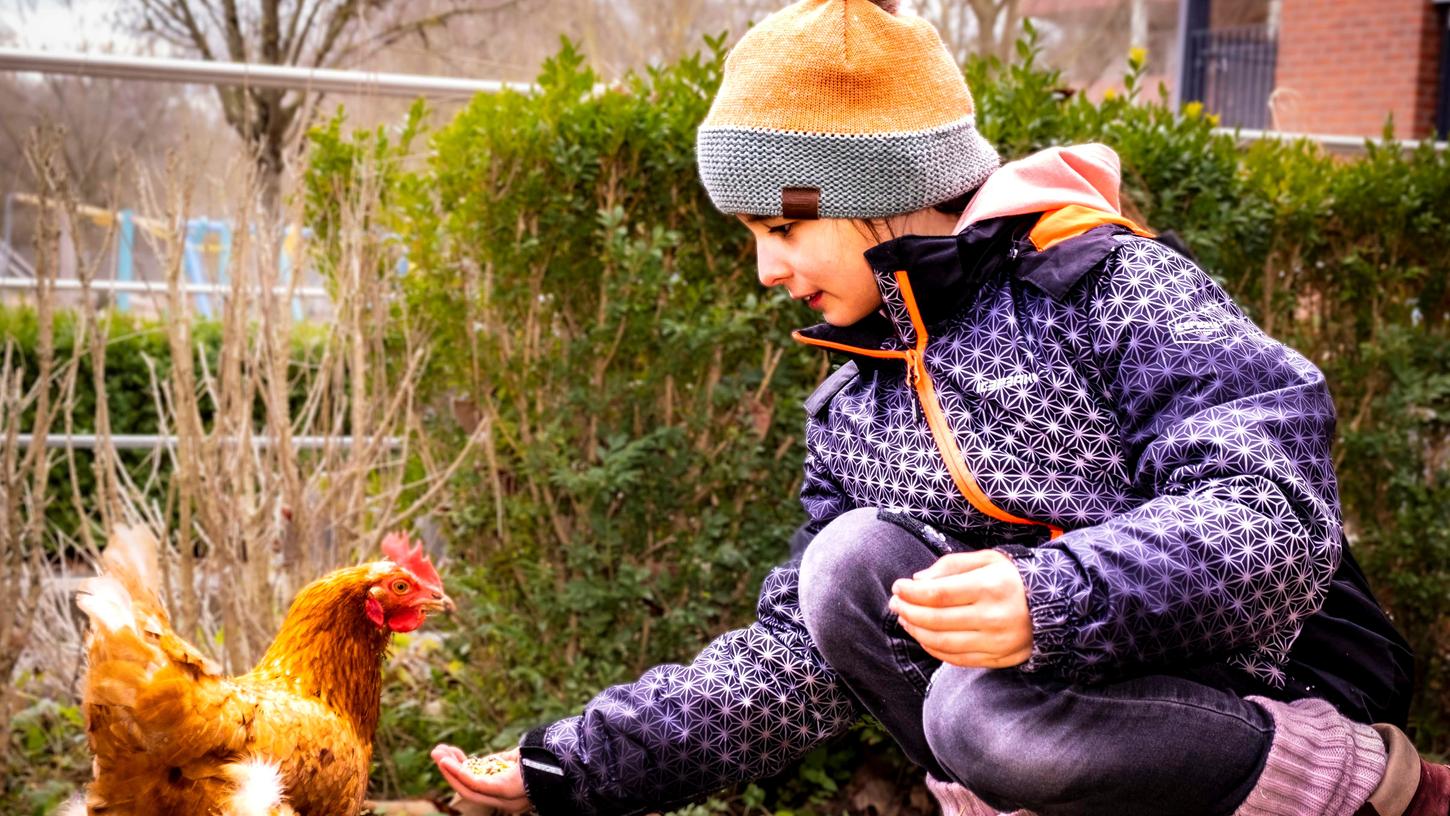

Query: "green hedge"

xmin=307 ymin=41 xmax=851 ymax=803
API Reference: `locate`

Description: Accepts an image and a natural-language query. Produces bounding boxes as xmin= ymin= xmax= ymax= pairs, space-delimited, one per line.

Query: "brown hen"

xmin=70 ymin=526 xmax=452 ymax=816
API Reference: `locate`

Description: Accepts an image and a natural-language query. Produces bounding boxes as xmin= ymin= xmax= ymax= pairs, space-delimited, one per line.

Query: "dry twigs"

xmin=2 ymin=127 xmax=482 ymax=694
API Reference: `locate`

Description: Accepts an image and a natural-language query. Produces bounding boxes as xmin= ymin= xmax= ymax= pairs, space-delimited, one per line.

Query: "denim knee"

xmin=922 ymin=665 xmax=1275 ymax=814
xmin=798 ymin=509 xmax=896 ymax=644
xmin=922 ymin=666 xmax=1084 ymax=807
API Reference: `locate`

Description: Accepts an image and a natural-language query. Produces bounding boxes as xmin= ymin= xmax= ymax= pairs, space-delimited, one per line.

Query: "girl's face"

xmin=738 ymin=208 xmax=961 ymax=326
xmin=738 ymin=216 xmax=884 ymax=326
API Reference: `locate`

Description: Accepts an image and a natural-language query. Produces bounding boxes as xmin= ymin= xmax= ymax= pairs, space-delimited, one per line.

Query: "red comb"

xmin=381 ymin=531 xmax=443 ymax=592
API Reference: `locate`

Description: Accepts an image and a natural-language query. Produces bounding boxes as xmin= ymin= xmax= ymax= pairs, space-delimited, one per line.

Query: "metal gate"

xmin=1184 ymin=24 xmax=1278 ymax=130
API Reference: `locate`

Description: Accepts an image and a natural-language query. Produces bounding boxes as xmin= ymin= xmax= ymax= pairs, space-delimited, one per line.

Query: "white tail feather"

xmin=75 ymin=575 xmax=136 ymax=634
xmin=226 ymin=759 xmax=290 ymax=816
xmin=103 ymin=525 xmax=161 ymax=592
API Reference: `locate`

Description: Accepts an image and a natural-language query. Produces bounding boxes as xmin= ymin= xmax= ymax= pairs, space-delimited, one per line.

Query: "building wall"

xmin=1274 ymin=0 xmax=1444 ymax=138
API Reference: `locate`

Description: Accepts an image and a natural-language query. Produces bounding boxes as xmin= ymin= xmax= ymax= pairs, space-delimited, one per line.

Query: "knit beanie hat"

xmin=696 ymin=0 xmax=1000 ymax=220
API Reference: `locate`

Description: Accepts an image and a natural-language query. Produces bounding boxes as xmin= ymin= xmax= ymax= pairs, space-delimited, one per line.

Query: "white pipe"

xmin=14 ymin=434 xmax=402 ymax=450
xmin=0 ymin=277 xmax=330 ymax=298
xmin=0 ymin=47 xmax=535 ymax=99
xmin=1218 ymin=127 xmax=1449 ymax=152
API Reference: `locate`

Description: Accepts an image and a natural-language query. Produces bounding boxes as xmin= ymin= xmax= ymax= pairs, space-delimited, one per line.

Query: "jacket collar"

xmin=792 ymin=210 xmax=1145 ymax=361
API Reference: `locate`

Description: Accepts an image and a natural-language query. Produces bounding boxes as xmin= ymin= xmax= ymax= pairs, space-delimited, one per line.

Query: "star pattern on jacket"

xmin=802 ymin=234 xmax=1341 ymax=686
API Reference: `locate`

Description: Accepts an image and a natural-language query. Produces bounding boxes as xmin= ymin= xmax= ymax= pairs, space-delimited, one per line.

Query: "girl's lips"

xmin=805 ymin=292 xmax=824 ymax=310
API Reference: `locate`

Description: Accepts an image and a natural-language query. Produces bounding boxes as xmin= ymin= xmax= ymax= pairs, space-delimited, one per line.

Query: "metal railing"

xmin=1216 ymin=127 xmax=1449 ymax=155
xmin=0 ymin=277 xmax=329 ymax=298
xmin=0 ymin=47 xmax=534 ymax=99
xmin=0 ymin=47 xmax=483 ymax=318
xmin=14 ymin=434 xmax=401 ymax=450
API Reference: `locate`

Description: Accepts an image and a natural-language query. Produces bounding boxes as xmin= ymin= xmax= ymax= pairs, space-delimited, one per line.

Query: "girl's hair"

xmin=854 ymin=185 xmax=979 ymax=245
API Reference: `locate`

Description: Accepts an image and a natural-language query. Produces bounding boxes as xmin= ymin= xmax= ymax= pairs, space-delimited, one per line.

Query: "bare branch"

xmin=218 ymin=0 xmax=251 ymax=62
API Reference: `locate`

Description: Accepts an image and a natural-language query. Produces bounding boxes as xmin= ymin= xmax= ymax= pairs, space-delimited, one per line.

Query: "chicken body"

xmin=75 ymin=528 xmax=446 ymax=816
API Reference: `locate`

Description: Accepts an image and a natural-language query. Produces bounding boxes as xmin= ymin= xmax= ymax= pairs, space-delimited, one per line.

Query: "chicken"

xmin=71 ymin=526 xmax=453 ymax=816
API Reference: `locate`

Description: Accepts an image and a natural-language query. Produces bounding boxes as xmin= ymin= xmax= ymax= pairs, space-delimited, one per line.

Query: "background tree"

xmin=917 ymin=0 xmax=1024 ymax=63
xmin=914 ymin=0 xmax=1158 ymax=93
xmin=117 ymin=0 xmax=523 ymax=205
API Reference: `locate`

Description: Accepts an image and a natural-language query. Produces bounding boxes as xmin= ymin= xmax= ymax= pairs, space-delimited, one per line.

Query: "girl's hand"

xmin=888 ymin=550 xmax=1033 ymax=669
xmin=431 ymin=743 xmax=532 ymax=813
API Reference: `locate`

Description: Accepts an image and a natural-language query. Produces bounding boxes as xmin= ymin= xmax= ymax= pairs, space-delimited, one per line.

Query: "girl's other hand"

xmin=431 ymin=743 xmax=532 ymax=813
xmin=888 ymin=550 xmax=1033 ymax=669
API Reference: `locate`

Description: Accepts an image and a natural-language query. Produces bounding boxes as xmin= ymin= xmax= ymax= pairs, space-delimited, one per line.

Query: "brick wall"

xmin=1274 ymin=0 xmax=1444 ymax=138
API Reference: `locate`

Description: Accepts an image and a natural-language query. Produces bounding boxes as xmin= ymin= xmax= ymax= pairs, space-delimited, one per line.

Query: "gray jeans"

xmin=797 ymin=507 xmax=1274 ymax=816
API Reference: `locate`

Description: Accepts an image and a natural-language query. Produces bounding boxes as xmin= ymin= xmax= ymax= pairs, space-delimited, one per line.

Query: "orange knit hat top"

xmin=696 ymin=0 xmax=999 ymax=219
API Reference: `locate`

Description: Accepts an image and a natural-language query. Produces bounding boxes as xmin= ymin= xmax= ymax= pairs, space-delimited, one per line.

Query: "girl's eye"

xmin=392 ymin=580 xmax=411 ymax=594
xmin=767 ymin=222 xmax=794 ymax=237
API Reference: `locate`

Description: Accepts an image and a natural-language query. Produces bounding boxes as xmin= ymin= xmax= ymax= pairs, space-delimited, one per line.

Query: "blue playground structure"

xmin=1 ymin=192 xmax=409 ymax=318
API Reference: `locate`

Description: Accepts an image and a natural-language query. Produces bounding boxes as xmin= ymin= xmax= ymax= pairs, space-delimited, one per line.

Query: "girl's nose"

xmin=756 ymin=242 xmax=790 ymax=288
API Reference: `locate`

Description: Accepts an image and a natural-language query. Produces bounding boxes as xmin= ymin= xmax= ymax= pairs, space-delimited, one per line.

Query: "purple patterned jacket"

xmin=516 ymin=147 xmax=1410 ymax=815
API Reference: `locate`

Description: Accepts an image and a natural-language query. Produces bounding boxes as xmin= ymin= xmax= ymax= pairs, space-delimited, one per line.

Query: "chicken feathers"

xmin=74 ymin=526 xmax=450 ymax=816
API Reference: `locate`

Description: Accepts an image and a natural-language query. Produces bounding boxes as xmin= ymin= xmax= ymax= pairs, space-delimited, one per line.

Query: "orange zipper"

xmin=794 ymin=275 xmax=1065 ymax=541
xmin=789 ymin=331 xmax=909 ymax=361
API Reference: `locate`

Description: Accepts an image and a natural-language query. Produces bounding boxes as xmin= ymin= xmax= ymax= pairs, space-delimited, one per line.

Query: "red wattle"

xmin=386 ymin=607 xmax=426 ymax=633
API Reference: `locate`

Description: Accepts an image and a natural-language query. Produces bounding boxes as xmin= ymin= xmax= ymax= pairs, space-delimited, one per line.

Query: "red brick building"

xmin=1023 ymin=0 xmax=1450 ymax=139
xmin=1268 ymin=0 xmax=1446 ymax=138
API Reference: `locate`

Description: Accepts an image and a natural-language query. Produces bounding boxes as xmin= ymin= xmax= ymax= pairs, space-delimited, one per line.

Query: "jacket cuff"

xmin=518 ymin=722 xmax=581 ymax=816
xmin=995 ymin=544 xmax=1078 ymax=673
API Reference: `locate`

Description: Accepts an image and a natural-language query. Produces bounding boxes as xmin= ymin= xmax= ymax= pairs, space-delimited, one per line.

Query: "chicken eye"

xmin=391 ymin=580 xmax=411 ymax=595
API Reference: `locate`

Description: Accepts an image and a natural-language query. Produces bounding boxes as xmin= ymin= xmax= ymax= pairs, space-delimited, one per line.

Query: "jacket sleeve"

xmin=1005 ymin=236 xmax=1343 ymax=685
xmin=516 ymin=562 xmax=858 ymax=816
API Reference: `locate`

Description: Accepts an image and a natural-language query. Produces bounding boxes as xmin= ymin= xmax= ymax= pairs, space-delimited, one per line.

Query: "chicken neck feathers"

xmin=75 ymin=528 xmax=398 ymax=816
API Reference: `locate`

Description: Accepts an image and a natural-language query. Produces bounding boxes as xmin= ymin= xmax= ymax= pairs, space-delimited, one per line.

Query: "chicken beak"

xmin=424 ymin=592 xmax=456 ymax=615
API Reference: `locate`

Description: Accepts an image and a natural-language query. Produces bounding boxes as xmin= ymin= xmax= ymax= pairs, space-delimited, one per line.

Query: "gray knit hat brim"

xmin=696 ymin=115 xmax=1000 ymax=219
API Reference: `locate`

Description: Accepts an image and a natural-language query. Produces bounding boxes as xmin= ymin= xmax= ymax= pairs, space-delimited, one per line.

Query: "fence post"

xmin=1178 ymin=0 xmax=1212 ymax=106
xmin=215 ymin=218 xmax=233 ymax=290
xmin=1437 ymin=0 xmax=1449 ymax=140
xmin=280 ymin=224 xmax=305 ymax=321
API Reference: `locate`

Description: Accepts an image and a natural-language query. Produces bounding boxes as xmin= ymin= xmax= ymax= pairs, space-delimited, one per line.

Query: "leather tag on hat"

xmin=781 ymin=187 xmax=820 ymax=220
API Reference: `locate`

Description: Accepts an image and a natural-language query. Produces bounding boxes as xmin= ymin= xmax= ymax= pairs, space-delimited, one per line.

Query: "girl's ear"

xmin=851 ymin=216 xmax=894 ymax=246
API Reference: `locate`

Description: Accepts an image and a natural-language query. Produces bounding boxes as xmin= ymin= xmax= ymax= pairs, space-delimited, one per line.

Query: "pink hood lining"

xmin=953 ymin=143 xmax=1126 ymax=235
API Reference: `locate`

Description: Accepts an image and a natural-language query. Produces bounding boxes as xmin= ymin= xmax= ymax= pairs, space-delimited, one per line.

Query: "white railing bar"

xmin=0 ymin=277 xmax=330 ymax=298
xmin=1217 ymin=127 xmax=1448 ymax=152
xmin=0 ymin=47 xmax=535 ymax=99
xmin=14 ymin=434 xmax=402 ymax=451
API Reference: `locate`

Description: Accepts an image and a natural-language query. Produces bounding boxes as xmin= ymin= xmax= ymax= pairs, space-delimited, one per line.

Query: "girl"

xmin=434 ymin=1 xmax=1446 ymax=813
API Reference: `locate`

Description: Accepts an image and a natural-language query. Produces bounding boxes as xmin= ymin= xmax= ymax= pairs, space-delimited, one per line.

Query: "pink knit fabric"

xmin=925 ymin=775 xmax=1035 ymax=816
xmin=1234 ymin=696 xmax=1387 ymax=816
